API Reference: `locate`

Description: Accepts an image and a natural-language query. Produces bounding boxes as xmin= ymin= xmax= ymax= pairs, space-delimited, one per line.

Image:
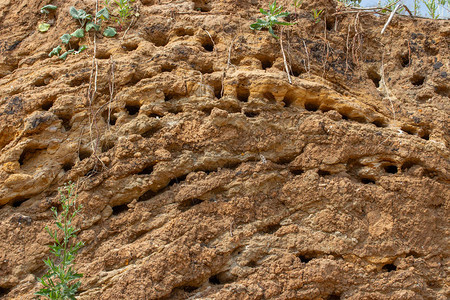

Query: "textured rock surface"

xmin=0 ymin=0 xmax=449 ymax=299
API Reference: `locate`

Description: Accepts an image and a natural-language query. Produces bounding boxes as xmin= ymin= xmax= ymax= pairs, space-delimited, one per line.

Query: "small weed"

xmin=39 ymin=5 xmax=57 ymax=33
xmin=104 ymin=0 xmax=136 ymax=29
xmin=35 ymin=182 xmax=84 ymax=300
xmin=48 ymin=6 xmax=117 ymax=61
xmin=311 ymin=8 xmax=324 ymax=23
xmin=250 ymin=0 xmax=295 ymax=39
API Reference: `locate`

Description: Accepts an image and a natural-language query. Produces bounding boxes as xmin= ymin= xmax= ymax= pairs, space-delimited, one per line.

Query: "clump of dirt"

xmin=0 ymin=0 xmax=448 ymax=299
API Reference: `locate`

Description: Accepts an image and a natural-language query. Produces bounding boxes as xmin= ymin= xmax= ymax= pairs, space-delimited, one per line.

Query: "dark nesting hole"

xmin=95 ymin=51 xmax=111 ymax=59
xmin=168 ymin=174 xmax=187 ymax=187
xmin=138 ymin=164 xmax=154 ymax=175
xmin=434 ymin=85 xmax=449 ymax=97
xmin=62 ymin=161 xmax=75 ymax=172
xmin=178 ymin=198 xmax=204 ymax=212
xmin=341 ymin=114 xmax=348 ymax=120
xmin=108 ymin=114 xmax=117 ymax=126
xmin=138 ymin=189 xmax=158 ymax=202
xmin=411 ymin=74 xmax=425 ymax=86
xmin=78 ymin=149 xmax=92 ymax=161
xmin=202 ymin=40 xmax=214 ymax=52
xmin=417 ymin=95 xmax=432 ymax=102
xmin=305 ymin=101 xmax=320 ymax=112
xmin=360 ymin=177 xmax=375 ymax=184
xmin=262 ymin=224 xmax=281 ymax=234
xmin=198 ymin=62 xmax=214 ymax=74
xmin=420 ymin=130 xmax=430 ymax=140
xmin=59 ymin=115 xmax=72 ymax=131
xmin=367 ymin=68 xmax=381 ymax=88
xmin=401 ymin=125 xmax=417 ymax=135
xmin=125 ymin=103 xmax=140 ymax=116
xmin=259 ymin=56 xmax=274 ymax=70
xmin=214 ymin=82 xmax=223 ymax=99
xmin=174 ymin=27 xmax=195 ymax=36
xmin=326 ymin=17 xmax=335 ymax=31
xmin=122 ymin=42 xmax=139 ymax=52
xmin=298 ymin=254 xmax=313 ymax=263
xmin=181 ymin=286 xmax=199 ymax=293
xmin=382 ymin=263 xmax=397 ymax=272
xmin=112 ymin=204 xmax=129 ymax=215
xmin=246 ymin=260 xmax=257 ymax=268
xmin=384 ymin=165 xmax=398 ymax=174
xmin=318 ymin=170 xmax=331 ymax=176
xmin=283 ymin=93 xmax=295 ymax=107
xmin=372 ymin=119 xmax=387 ymax=128
xmin=244 ymin=111 xmax=259 ymax=118
xmin=291 ymin=65 xmax=305 ymax=77
xmin=41 ymin=100 xmax=54 ymax=111
xmin=194 ymin=0 xmax=211 ymax=12
xmin=259 ymin=92 xmax=275 ymax=105
xmin=209 ymin=275 xmax=221 ymax=285
xmin=0 ymin=286 xmax=11 ymax=297
xmin=237 ymin=87 xmax=250 ymax=102
xmin=327 ymin=293 xmax=341 ymax=300
xmin=12 ymin=197 xmax=29 ymax=208
xmin=161 ymin=64 xmax=176 ymax=72
xmin=400 ymin=53 xmax=410 ymax=67
xmin=290 ymin=169 xmax=304 ymax=176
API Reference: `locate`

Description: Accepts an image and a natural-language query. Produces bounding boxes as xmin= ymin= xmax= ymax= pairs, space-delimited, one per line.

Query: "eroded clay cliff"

xmin=0 ymin=0 xmax=449 ymax=299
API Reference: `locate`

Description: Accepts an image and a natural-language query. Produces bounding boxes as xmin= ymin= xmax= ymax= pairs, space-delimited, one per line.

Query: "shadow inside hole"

xmin=411 ymin=74 xmax=425 ymax=86
xmin=326 ymin=17 xmax=335 ymax=31
xmin=95 ymin=51 xmax=111 ymax=59
xmin=178 ymin=198 xmax=204 ymax=212
xmin=112 ymin=204 xmax=129 ymax=215
xmin=263 ymin=91 xmax=276 ymax=103
xmin=125 ymin=103 xmax=140 ymax=116
xmin=262 ymin=223 xmax=281 ymax=234
xmin=138 ymin=164 xmax=154 ymax=175
xmin=326 ymin=293 xmax=341 ymax=300
xmin=360 ymin=177 xmax=375 ymax=184
xmin=367 ymin=68 xmax=381 ymax=88
xmin=12 ymin=197 xmax=29 ymax=208
xmin=62 ymin=161 xmax=75 ymax=172
xmin=236 ymin=87 xmax=250 ymax=102
xmin=78 ymin=149 xmax=92 ymax=161
xmin=290 ymin=168 xmax=304 ymax=176
xmin=304 ymin=101 xmax=320 ymax=112
xmin=382 ymin=263 xmax=397 ymax=272
xmin=400 ymin=53 xmax=410 ymax=67
xmin=384 ymin=165 xmax=398 ymax=174
xmin=372 ymin=119 xmax=387 ymax=128
xmin=0 ymin=286 xmax=11 ymax=297
xmin=283 ymin=93 xmax=295 ymax=107
xmin=161 ymin=64 xmax=176 ymax=72
xmin=434 ymin=85 xmax=449 ymax=97
xmin=244 ymin=111 xmax=259 ymax=118
xmin=259 ymin=56 xmax=274 ymax=70
xmin=318 ymin=170 xmax=331 ymax=176
xmin=298 ymin=254 xmax=314 ymax=263
xmin=291 ymin=65 xmax=305 ymax=77
xmin=194 ymin=0 xmax=211 ymax=12
xmin=41 ymin=100 xmax=54 ymax=111
xmin=202 ymin=40 xmax=214 ymax=52
xmin=122 ymin=42 xmax=139 ymax=52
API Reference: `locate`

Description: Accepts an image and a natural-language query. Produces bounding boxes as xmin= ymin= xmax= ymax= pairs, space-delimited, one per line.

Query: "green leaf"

xmin=268 ymin=26 xmax=279 ymax=39
xmin=103 ymin=27 xmax=117 ymax=37
xmin=48 ymin=45 xmax=61 ymax=57
xmin=96 ymin=7 xmax=110 ymax=20
xmin=59 ymin=50 xmax=74 ymax=61
xmin=72 ymin=28 xmax=85 ymax=38
xmin=61 ymin=33 xmax=72 ymax=44
xmin=250 ymin=23 xmax=262 ymax=30
xmin=86 ymin=21 xmax=100 ymax=32
xmin=70 ymin=7 xmax=91 ymax=20
xmin=260 ymin=8 xmax=268 ymax=15
xmin=76 ymin=45 xmax=88 ymax=54
xmin=38 ymin=23 xmax=51 ymax=32
xmin=40 ymin=5 xmax=57 ymax=14
xmin=273 ymin=21 xmax=295 ymax=26
xmin=69 ymin=6 xmax=81 ymax=19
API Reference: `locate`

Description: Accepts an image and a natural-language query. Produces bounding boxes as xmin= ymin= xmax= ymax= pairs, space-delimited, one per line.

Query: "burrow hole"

xmin=122 ymin=42 xmax=139 ymax=52
xmin=138 ymin=164 xmax=154 ymax=175
xmin=327 ymin=293 xmax=341 ymax=300
xmin=304 ymin=101 xmax=320 ymax=112
xmin=290 ymin=168 xmax=304 ymax=176
xmin=262 ymin=223 xmax=281 ymax=234
xmin=360 ymin=177 xmax=376 ymax=184
xmin=201 ymin=39 xmax=214 ymax=52
xmin=12 ymin=197 xmax=29 ymax=208
xmin=283 ymin=93 xmax=295 ymax=107
xmin=41 ymin=98 xmax=54 ymax=111
xmin=298 ymin=254 xmax=314 ymax=263
xmin=263 ymin=91 xmax=276 ymax=104
xmin=382 ymin=263 xmax=397 ymax=272
xmin=161 ymin=63 xmax=176 ymax=73
xmin=318 ymin=170 xmax=331 ymax=177
xmin=372 ymin=118 xmax=388 ymax=128
xmin=243 ymin=111 xmax=259 ymax=118
xmin=367 ymin=68 xmax=381 ymax=88
xmin=208 ymin=271 xmax=235 ymax=285
xmin=411 ymin=74 xmax=425 ymax=86
xmin=78 ymin=148 xmax=92 ymax=161
xmin=258 ymin=55 xmax=275 ymax=70
xmin=434 ymin=85 xmax=449 ymax=97
xmin=62 ymin=161 xmax=75 ymax=172
xmin=384 ymin=165 xmax=398 ymax=174
xmin=125 ymin=103 xmax=141 ymax=116
xmin=194 ymin=0 xmax=211 ymax=12
xmin=102 ymin=110 xmax=118 ymax=126
xmin=112 ymin=203 xmax=129 ymax=216
xmin=95 ymin=50 xmax=111 ymax=60
xmin=291 ymin=65 xmax=305 ymax=77
xmin=400 ymin=53 xmax=410 ymax=67
xmin=0 ymin=286 xmax=11 ymax=297
xmin=178 ymin=198 xmax=204 ymax=212
xmin=236 ymin=86 xmax=250 ymax=102
xmin=19 ymin=147 xmax=41 ymax=166
xmin=34 ymin=74 xmax=52 ymax=87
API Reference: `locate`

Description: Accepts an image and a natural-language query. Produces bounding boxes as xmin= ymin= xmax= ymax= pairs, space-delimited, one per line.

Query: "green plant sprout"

xmin=49 ymin=6 xmax=117 ymax=60
xmin=105 ymin=0 xmax=136 ymax=28
xmin=292 ymin=0 xmax=303 ymax=13
xmin=35 ymin=183 xmax=84 ymax=300
xmin=311 ymin=8 xmax=324 ymax=23
xmin=39 ymin=5 xmax=58 ymax=33
xmin=250 ymin=0 xmax=295 ymax=39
